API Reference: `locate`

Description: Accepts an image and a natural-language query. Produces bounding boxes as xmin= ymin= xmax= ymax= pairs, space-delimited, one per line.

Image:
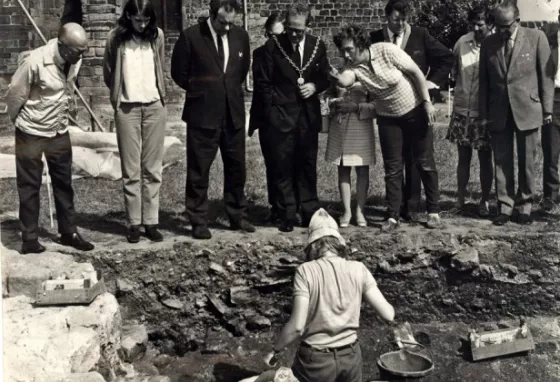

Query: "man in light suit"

xmin=171 ymin=0 xmax=254 ymax=239
xmin=542 ymin=11 xmax=560 ymax=212
xmin=257 ymin=2 xmax=330 ymax=232
xmin=370 ymin=0 xmax=453 ymax=222
xmin=479 ymin=0 xmax=554 ymax=225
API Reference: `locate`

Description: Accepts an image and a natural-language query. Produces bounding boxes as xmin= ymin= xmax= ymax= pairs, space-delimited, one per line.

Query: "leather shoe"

xmin=380 ymin=218 xmax=399 ymax=232
xmin=279 ymin=219 xmax=294 ymax=232
xmin=493 ymin=214 xmax=510 ymax=226
xmin=230 ymin=219 xmax=256 ymax=233
xmin=192 ymin=225 xmax=212 ymax=240
xmin=127 ymin=225 xmax=141 ymax=243
xmin=60 ymin=233 xmax=94 ymax=251
xmin=514 ymin=213 xmax=533 ymax=225
xmin=542 ymin=198 xmax=556 ymax=212
xmin=145 ymin=225 xmax=163 ymax=242
xmin=22 ymin=240 xmax=46 ymax=254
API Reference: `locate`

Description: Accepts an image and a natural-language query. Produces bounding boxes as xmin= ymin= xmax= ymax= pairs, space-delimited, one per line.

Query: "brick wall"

xmin=0 ymin=0 xmax=556 ymax=129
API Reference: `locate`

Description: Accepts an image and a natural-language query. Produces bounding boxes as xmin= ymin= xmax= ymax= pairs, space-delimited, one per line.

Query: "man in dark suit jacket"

xmin=171 ymin=0 xmax=253 ymax=240
xmin=370 ymin=0 xmax=453 ymax=221
xmin=248 ymin=13 xmax=285 ymax=223
xmin=542 ymin=14 xmax=560 ymax=212
xmin=257 ymin=2 xmax=330 ymax=232
xmin=479 ymin=0 xmax=554 ymax=225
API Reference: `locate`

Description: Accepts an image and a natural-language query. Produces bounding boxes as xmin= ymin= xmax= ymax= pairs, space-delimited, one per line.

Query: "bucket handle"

xmin=378 ymin=339 xmax=435 ymax=369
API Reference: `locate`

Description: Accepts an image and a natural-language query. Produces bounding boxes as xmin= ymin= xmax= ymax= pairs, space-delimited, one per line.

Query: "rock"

xmin=528 ymin=270 xmax=543 ymax=279
xmin=153 ymin=354 xmax=172 ymax=368
xmin=6 ymin=252 xmax=96 ymax=298
xmin=501 ymin=264 xmax=519 ymax=275
xmin=207 ymin=294 xmax=229 ymax=316
xmin=1 ymin=244 xmax=19 ymax=297
xmin=117 ymin=278 xmax=135 ymax=294
xmin=141 ymin=276 xmax=154 ymax=286
xmin=4 ymin=293 xmax=121 ymax=382
xmin=202 ymin=329 xmax=231 ymax=354
xmin=479 ymin=264 xmax=494 ymax=277
xmin=35 ymin=372 xmax=106 ymax=382
xmin=229 ymin=286 xmax=259 ymax=305
xmin=119 ymin=324 xmax=148 ymax=362
xmin=246 ymin=314 xmax=272 ymax=330
xmin=451 ymin=247 xmax=479 ymax=271
xmin=134 ymin=359 xmax=160 ymax=375
xmin=161 ymin=298 xmax=183 ymax=310
xmin=209 ymin=262 xmax=228 ymax=275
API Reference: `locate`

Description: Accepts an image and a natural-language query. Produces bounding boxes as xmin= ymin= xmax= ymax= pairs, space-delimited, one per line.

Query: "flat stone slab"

xmin=4 ymin=249 xmax=96 ymax=298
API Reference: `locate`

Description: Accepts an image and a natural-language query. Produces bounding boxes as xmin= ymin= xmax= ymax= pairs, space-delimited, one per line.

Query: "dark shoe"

xmin=380 ymin=218 xmax=399 ymax=232
xmin=400 ymin=211 xmax=420 ymax=222
xmin=192 ymin=224 xmax=212 ymax=240
xmin=127 ymin=225 xmax=141 ymax=243
xmin=60 ymin=233 xmax=94 ymax=251
xmin=515 ymin=213 xmax=533 ymax=225
xmin=542 ymin=198 xmax=556 ymax=212
xmin=493 ymin=214 xmax=510 ymax=226
xmin=145 ymin=225 xmax=163 ymax=242
xmin=267 ymin=209 xmax=281 ymax=224
xmin=279 ymin=219 xmax=294 ymax=232
xmin=21 ymin=240 xmax=46 ymax=254
xmin=230 ymin=219 xmax=256 ymax=233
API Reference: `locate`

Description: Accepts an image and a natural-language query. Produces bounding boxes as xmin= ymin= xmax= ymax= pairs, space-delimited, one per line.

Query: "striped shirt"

xmin=348 ymin=43 xmax=422 ymax=117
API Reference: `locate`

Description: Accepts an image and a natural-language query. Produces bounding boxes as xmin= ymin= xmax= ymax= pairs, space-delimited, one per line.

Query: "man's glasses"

xmin=286 ymin=26 xmax=305 ymax=36
xmin=495 ymin=19 xmax=519 ymax=31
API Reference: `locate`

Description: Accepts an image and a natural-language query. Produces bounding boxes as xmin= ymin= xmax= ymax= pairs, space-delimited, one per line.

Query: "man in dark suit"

xmin=257 ymin=2 xmax=330 ymax=232
xmin=542 ymin=11 xmax=560 ymax=212
xmin=248 ymin=13 xmax=285 ymax=223
xmin=370 ymin=0 xmax=453 ymax=221
xmin=171 ymin=0 xmax=254 ymax=240
xmin=479 ymin=0 xmax=554 ymax=225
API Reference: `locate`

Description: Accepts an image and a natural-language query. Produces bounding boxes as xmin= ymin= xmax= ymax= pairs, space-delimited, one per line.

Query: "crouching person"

xmin=6 ymin=22 xmax=94 ymax=254
xmin=265 ymin=208 xmax=395 ymax=382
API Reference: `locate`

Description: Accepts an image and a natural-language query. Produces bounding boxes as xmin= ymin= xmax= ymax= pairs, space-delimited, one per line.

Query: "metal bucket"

xmin=377 ymin=340 xmax=434 ymax=379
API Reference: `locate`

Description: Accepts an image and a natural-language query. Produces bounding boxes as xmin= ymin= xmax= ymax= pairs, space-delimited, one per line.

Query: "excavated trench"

xmin=78 ymin=229 xmax=560 ymax=381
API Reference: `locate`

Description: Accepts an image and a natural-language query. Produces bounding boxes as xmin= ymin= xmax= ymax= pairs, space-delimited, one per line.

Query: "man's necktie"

xmin=504 ymin=37 xmax=513 ymax=68
xmin=63 ymin=62 xmax=71 ymax=77
xmin=217 ymin=35 xmax=225 ymax=71
xmin=293 ymin=43 xmax=302 ymax=68
xmin=393 ymin=33 xmax=399 ymax=45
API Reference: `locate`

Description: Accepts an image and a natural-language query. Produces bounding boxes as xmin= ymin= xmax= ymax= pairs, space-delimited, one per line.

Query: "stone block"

xmin=3 ymin=293 xmax=121 ymax=381
xmin=6 ymin=252 xmax=96 ymax=298
xmin=119 ymin=324 xmax=148 ymax=362
xmin=35 ymin=372 xmax=106 ymax=382
xmin=451 ymin=247 xmax=479 ymax=271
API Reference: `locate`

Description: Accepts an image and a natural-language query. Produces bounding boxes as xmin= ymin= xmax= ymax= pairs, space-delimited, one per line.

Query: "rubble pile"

xmin=81 ymin=231 xmax=560 ymax=357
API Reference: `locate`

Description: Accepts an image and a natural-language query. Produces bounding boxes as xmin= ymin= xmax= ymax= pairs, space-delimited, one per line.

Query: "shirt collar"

xmin=294 ymin=35 xmax=305 ymax=50
xmin=509 ymin=25 xmax=519 ymax=42
xmin=43 ymin=39 xmax=65 ymax=68
xmin=207 ymin=17 xmax=226 ymax=42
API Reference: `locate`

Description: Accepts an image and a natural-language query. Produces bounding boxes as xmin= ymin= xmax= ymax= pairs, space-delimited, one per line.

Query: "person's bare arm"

xmin=364 ymin=286 xmax=395 ymax=323
xmin=273 ymin=295 xmax=309 ymax=350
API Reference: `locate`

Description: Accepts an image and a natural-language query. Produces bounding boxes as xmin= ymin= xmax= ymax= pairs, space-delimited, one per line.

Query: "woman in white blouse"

xmin=103 ymin=0 xmax=167 ymax=243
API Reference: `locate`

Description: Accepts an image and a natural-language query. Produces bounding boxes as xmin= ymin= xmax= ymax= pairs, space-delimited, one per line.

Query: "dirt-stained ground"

xmin=2 ymin=211 xmax=560 ymax=381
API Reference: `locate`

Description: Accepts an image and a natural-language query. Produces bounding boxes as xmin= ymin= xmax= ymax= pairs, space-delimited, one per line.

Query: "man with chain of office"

xmin=256 ymin=1 xmax=331 ymax=233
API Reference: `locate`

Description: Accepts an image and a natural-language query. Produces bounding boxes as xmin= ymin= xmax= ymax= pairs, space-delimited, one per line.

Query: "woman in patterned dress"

xmin=325 ymin=30 xmax=376 ymax=227
xmin=446 ymin=6 xmax=494 ymax=217
xmin=330 ymin=25 xmax=440 ymax=231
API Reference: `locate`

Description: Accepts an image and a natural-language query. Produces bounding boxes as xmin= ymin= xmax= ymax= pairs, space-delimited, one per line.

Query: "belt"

xmin=301 ymin=341 xmax=357 ymax=353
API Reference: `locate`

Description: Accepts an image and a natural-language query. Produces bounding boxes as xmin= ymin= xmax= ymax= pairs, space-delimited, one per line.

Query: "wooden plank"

xmin=472 ymin=331 xmax=534 ymax=361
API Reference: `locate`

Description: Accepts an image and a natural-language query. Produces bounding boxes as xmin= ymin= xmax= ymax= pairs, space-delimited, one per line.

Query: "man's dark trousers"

xmin=16 ymin=129 xmax=77 ymax=241
xmin=268 ymin=108 xmax=319 ymax=224
xmin=542 ymin=89 xmax=560 ymax=202
xmin=186 ymin=111 xmax=247 ymax=226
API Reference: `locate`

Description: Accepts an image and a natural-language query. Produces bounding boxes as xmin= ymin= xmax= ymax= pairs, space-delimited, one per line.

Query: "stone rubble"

xmin=120 ymin=324 xmax=149 ymax=363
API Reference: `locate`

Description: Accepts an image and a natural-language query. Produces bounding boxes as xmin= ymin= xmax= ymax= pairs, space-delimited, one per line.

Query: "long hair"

xmin=264 ymin=12 xmax=284 ymax=38
xmin=114 ymin=0 xmax=158 ymax=45
xmin=304 ymin=236 xmax=348 ymax=262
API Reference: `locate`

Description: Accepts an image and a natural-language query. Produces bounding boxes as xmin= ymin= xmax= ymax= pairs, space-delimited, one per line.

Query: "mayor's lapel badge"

xmin=239 ymin=51 xmax=243 ymax=58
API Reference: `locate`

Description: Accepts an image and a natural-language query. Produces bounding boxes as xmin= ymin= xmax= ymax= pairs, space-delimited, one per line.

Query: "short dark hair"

xmin=264 ymin=12 xmax=284 ymax=37
xmin=209 ymin=0 xmax=241 ymax=18
xmin=385 ymin=0 xmax=411 ymax=17
xmin=285 ymin=2 xmax=311 ymax=26
xmin=468 ymin=5 xmax=492 ymax=24
xmin=492 ymin=0 xmax=520 ymax=20
xmin=333 ymin=24 xmax=371 ymax=52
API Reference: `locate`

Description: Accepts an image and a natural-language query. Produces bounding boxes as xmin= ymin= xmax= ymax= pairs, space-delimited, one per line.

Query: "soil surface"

xmin=2 ymin=211 xmax=560 ymax=381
